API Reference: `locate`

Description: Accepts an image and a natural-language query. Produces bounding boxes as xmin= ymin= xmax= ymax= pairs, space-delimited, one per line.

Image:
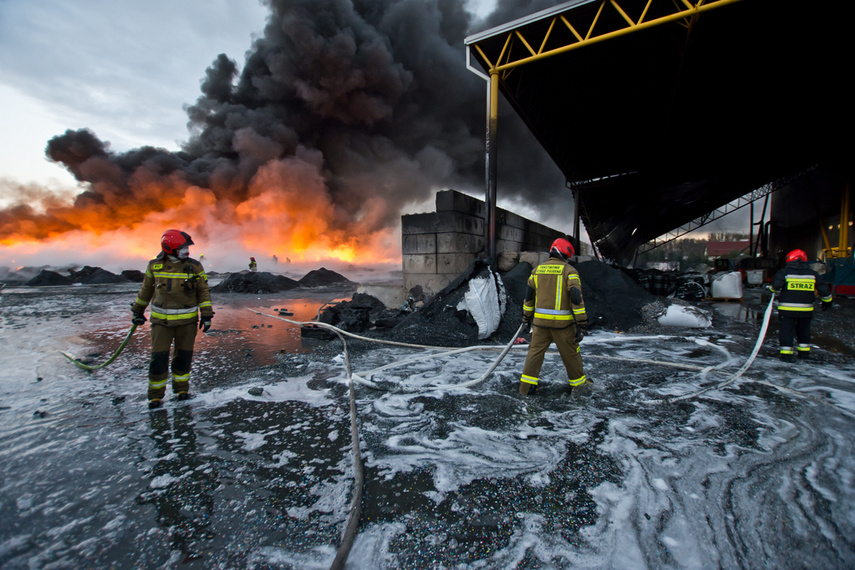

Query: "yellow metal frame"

xmin=823 ymin=182 xmax=852 ymax=259
xmin=471 ymin=0 xmax=744 ymax=78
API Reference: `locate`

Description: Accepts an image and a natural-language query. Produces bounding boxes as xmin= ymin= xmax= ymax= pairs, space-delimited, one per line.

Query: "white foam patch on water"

xmin=234 ymin=430 xmax=269 ymax=451
xmin=248 ymin=544 xmax=335 ymax=570
xmin=188 ymin=374 xmax=336 ymax=409
xmin=658 ymin=304 xmax=712 ymax=328
xmin=3 ymin=288 xmax=855 ymax=568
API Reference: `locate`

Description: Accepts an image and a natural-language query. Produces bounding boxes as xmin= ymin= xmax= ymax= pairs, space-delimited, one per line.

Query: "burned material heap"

xmin=305 ymin=259 xmax=658 ymax=349
xmin=211 ymin=272 xmax=299 ymax=294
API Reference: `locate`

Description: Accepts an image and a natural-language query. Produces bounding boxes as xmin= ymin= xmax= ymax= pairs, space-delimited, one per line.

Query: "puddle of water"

xmin=198 ymin=293 xmax=351 ymax=364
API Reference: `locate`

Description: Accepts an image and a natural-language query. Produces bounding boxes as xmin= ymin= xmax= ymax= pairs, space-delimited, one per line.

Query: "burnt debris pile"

xmin=574 ymin=261 xmax=654 ymax=332
xmin=211 ymin=267 xmax=356 ymax=294
xmin=67 ymin=266 xmax=127 ymax=284
xmin=304 ymin=259 xmax=657 ymax=349
xmin=211 ymin=272 xmax=299 ymax=294
xmin=303 ymin=293 xmax=407 ymax=340
xmin=297 ymin=268 xmax=356 ymax=288
xmin=24 ymin=270 xmax=73 ymax=287
xmin=389 ymin=260 xmax=520 ymax=347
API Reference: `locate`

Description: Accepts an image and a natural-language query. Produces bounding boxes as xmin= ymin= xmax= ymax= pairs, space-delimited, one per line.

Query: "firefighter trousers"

xmin=778 ymin=313 xmax=812 ymax=358
xmin=148 ymin=322 xmax=197 ymax=401
xmin=520 ymin=324 xmax=586 ymax=387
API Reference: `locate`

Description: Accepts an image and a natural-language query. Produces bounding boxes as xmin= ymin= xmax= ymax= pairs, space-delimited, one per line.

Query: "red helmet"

xmin=550 ymin=238 xmax=575 ymax=260
xmin=250 ymin=257 xmax=256 ymax=261
xmin=161 ymin=229 xmax=193 ymax=255
xmin=786 ymin=249 xmax=807 ymax=263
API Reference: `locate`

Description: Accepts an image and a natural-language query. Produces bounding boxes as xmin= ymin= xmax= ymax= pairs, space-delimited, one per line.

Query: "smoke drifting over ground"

xmin=0 ymin=0 xmax=568 ymax=269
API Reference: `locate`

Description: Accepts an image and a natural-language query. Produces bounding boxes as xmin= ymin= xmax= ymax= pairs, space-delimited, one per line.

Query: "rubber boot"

xmin=519 ymin=382 xmax=537 ymax=395
xmin=176 ymin=391 xmax=191 ymax=401
xmin=148 ymin=399 xmax=162 ymax=409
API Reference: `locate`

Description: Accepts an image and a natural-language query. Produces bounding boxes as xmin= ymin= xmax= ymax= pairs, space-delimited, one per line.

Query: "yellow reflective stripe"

xmin=152 ymin=305 xmax=198 ymax=315
xmin=523 ymin=302 xmax=535 ymax=311
xmin=778 ymin=305 xmax=814 ymax=312
xmin=568 ymin=375 xmax=586 ymax=386
xmin=520 ymin=374 xmax=538 ymax=384
xmin=151 ymin=305 xmax=199 ymax=320
xmin=566 ymin=274 xmax=580 ymax=282
xmin=779 ymin=348 xmax=794 ymax=355
xmin=153 ymin=272 xmax=196 ymax=279
xmin=554 ymin=274 xmax=562 ymax=311
xmin=534 ymin=311 xmax=573 ymax=321
xmin=199 ymin=301 xmax=212 ymax=308
xmin=172 ymin=373 xmax=190 ymax=382
xmin=796 ymin=345 xmax=811 ymax=352
xmin=151 ymin=313 xmax=199 ymax=321
xmin=145 ymin=269 xmax=153 ymax=277
xmin=573 ymin=308 xmax=586 ymax=315
xmin=134 ymin=297 xmax=148 ymax=306
xmin=149 ymin=379 xmax=168 ymax=388
xmin=820 ymin=295 xmax=832 ymax=302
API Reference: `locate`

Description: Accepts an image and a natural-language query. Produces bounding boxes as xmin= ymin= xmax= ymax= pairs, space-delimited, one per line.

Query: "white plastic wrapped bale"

xmin=711 ymin=271 xmax=743 ymax=299
xmin=457 ymin=271 xmax=507 ymax=339
xmin=657 ymin=304 xmax=712 ymax=328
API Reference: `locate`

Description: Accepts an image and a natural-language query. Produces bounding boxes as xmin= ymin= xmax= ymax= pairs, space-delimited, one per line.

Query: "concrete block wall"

xmin=402 ymin=189 xmax=569 ymax=294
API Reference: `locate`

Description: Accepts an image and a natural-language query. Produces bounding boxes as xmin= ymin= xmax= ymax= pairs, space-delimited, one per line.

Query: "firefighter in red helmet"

xmin=131 ymin=229 xmax=214 ymax=408
xmin=519 ymin=237 xmax=589 ymax=395
xmin=769 ymin=249 xmax=832 ymax=362
xmin=248 ymin=257 xmax=258 ymax=272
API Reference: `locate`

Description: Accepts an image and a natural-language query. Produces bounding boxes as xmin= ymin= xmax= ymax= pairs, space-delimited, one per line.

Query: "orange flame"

xmin=0 ymin=158 xmax=403 ymax=271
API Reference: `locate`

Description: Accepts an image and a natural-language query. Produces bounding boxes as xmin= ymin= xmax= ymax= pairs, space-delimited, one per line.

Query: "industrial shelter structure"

xmin=464 ymin=0 xmax=853 ymax=277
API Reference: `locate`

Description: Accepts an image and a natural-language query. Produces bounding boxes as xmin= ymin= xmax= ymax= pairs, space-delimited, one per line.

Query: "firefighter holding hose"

xmin=131 ymin=230 xmax=214 ymax=408
xmin=519 ymin=237 xmax=589 ymax=395
xmin=769 ymin=248 xmax=833 ymax=362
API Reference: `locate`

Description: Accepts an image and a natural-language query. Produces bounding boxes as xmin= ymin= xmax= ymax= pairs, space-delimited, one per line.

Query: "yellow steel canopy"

xmin=466 ymin=0 xmax=854 ymax=261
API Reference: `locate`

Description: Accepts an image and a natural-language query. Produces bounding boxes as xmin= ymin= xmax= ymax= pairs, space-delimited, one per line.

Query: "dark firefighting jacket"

xmin=523 ymin=256 xmax=587 ymax=329
xmin=132 ymin=253 xmax=213 ymax=327
xmin=770 ymin=260 xmax=832 ymax=316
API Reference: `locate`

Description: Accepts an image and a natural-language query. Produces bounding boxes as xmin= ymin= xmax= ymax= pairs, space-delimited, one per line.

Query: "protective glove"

xmin=199 ymin=317 xmax=212 ymax=332
xmin=575 ymin=324 xmax=586 ymax=344
xmin=131 ymin=312 xmax=147 ymax=326
xmin=822 ymin=301 xmax=832 ymax=311
xmin=521 ymin=314 xmax=532 ymax=333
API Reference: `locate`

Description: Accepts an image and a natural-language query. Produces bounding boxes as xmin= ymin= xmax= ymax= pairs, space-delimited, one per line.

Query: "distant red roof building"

xmin=705 ymin=240 xmax=750 ymax=258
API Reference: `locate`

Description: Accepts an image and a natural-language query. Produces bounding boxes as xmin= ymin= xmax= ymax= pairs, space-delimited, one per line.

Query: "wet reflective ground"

xmin=1 ymin=285 xmax=854 ymax=568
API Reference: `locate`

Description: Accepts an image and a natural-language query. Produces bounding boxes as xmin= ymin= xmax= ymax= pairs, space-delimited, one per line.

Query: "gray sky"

xmin=0 ymin=0 xmax=269 ymax=190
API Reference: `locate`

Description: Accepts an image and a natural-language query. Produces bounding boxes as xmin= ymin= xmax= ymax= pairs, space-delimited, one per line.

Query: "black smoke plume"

xmin=2 ymin=0 xmax=567 ymax=248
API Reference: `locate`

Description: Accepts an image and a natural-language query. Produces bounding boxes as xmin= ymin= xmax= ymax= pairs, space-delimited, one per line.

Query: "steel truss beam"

xmin=636 ymin=185 xmax=775 ymax=254
xmin=467 ymin=0 xmax=743 ymax=77
xmin=637 ymin=164 xmax=821 ymax=254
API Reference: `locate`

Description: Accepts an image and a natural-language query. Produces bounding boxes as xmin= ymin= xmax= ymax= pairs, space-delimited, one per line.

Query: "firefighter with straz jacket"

xmin=131 ymin=230 xmax=214 ymax=408
xmin=519 ymin=238 xmax=589 ymax=395
xmin=769 ymin=249 xmax=832 ymax=362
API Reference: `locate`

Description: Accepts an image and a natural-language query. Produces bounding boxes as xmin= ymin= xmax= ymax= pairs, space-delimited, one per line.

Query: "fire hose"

xmin=61 ymin=324 xmax=138 ymax=371
xmin=250 ymin=306 xmax=778 ymax=569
